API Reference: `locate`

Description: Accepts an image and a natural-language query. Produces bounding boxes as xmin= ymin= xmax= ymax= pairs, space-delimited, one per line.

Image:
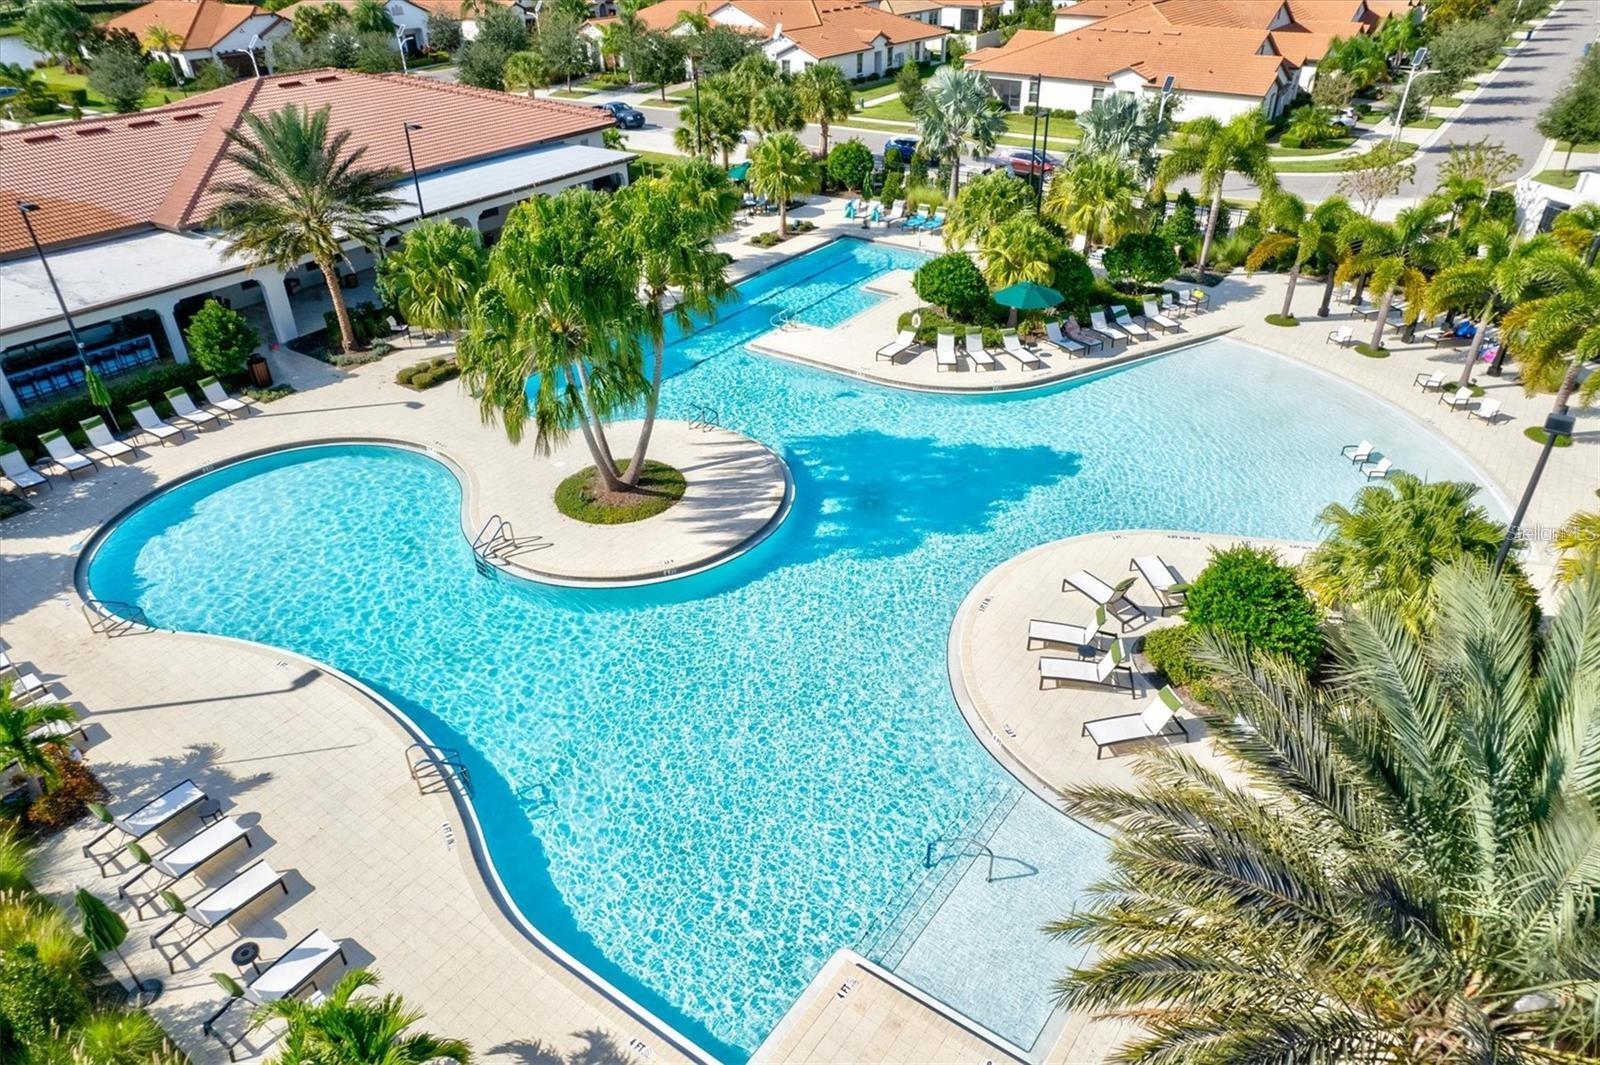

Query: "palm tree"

xmin=502 ymin=50 xmax=546 ymax=96
xmin=916 ymin=66 xmax=1005 ymax=200
xmin=1500 ymin=248 xmax=1600 ymax=414
xmin=1322 ymin=32 xmax=1389 ymax=91
xmin=614 ymin=160 xmax=735 ymax=487
xmin=60 ymin=1009 xmax=185 ymax=1065
xmin=378 ymin=219 xmax=488 ymax=337
xmin=1244 ymin=192 xmax=1313 ymax=319
xmin=209 ymin=104 xmax=402 ymax=355
xmin=598 ymin=0 xmax=644 ymax=71
xmin=1337 ymin=200 xmax=1460 ymax=350
xmin=979 ymin=214 xmax=1054 ymax=290
xmin=674 ymin=78 xmax=743 ymax=166
xmin=1554 ymin=510 xmax=1600 ymax=584
xmin=746 ymin=132 xmax=818 ymax=237
xmin=1073 ymin=92 xmax=1163 ymax=179
xmin=1154 ymin=112 xmax=1278 ymax=275
xmin=351 ymin=0 xmax=394 ymax=32
xmin=253 ymin=968 xmax=469 ymax=1064
xmin=456 ymin=189 xmax=647 ymax=492
xmin=793 ymin=62 xmax=853 ymax=157
xmin=1043 ymin=152 xmax=1142 ymax=249
xmin=1424 ymin=222 xmax=1547 ymax=387
xmin=1551 ymin=203 xmax=1600 ymax=262
xmin=748 ymin=82 xmax=802 ymax=137
xmin=1052 ymin=561 xmax=1600 ymax=1062
xmin=0 ymin=685 xmax=78 ymax=795
xmin=944 ymin=168 xmax=1032 ymax=250
xmin=1302 ymin=472 xmax=1516 ymax=632
xmin=142 ymin=24 xmax=184 ymax=83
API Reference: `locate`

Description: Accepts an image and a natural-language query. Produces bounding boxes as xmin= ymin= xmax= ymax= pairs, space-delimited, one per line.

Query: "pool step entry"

xmin=858 ymin=781 xmax=1024 ymax=970
xmin=470 ymin=514 xmax=550 ymax=578
xmin=81 ymin=597 xmax=155 ymax=637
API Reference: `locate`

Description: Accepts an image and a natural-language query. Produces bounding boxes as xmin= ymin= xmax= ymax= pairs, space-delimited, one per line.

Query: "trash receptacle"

xmin=247 ymin=355 xmax=272 ymax=388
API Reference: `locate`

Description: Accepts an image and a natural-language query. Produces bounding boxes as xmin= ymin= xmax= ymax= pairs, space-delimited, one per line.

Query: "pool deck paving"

xmin=2 ymin=203 xmax=1596 ymax=1065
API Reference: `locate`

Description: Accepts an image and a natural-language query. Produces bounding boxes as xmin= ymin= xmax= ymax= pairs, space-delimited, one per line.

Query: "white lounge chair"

xmin=1082 ymin=686 xmax=1190 ymax=758
xmin=1362 ymin=457 xmax=1393 ymax=479
xmin=1039 ymin=638 xmax=1134 ymax=695
xmin=1089 ymin=309 xmax=1132 ymax=345
xmin=1413 ymin=371 xmax=1445 ymax=391
xmin=200 ymin=377 xmax=251 ymax=418
xmin=1062 ymin=569 xmax=1142 ymax=627
xmin=83 ymin=778 xmax=212 ymax=872
xmin=1112 ymin=306 xmax=1154 ymax=341
xmin=165 ymin=388 xmax=218 ymax=429
xmin=1341 ymin=440 xmax=1375 ymax=463
xmin=1142 ymin=300 xmax=1181 ymax=332
xmin=1164 ymin=292 xmax=1193 ymax=317
xmin=10 ymin=672 xmax=47 ymax=704
xmin=0 ymin=443 xmax=49 ymax=493
xmin=1439 ymin=389 xmax=1474 ymax=411
xmin=1001 ymin=330 xmax=1043 ymax=369
xmin=120 ymin=817 xmax=253 ymax=914
xmin=1326 ymin=326 xmax=1355 ymax=347
xmin=935 ymin=330 xmax=961 ymax=372
xmin=205 ymin=929 xmax=348 ymax=1057
xmin=1468 ymin=398 xmax=1503 ymax=424
xmin=151 ymin=859 xmax=288 ymax=971
xmin=876 ymin=329 xmax=917 ymax=363
xmin=79 ymin=417 xmax=138 ymax=464
xmin=39 ymin=430 xmax=96 ymax=479
xmin=130 ymin=400 xmax=188 ymax=445
xmin=1043 ymin=321 xmax=1087 ymax=357
xmin=28 ymin=709 xmax=87 ymax=744
xmin=1069 ymin=317 xmax=1107 ymax=350
xmin=1026 ymin=605 xmax=1113 ymax=652
xmin=964 ymin=332 xmax=1001 ymax=371
xmin=1130 ymin=555 xmax=1187 ymax=613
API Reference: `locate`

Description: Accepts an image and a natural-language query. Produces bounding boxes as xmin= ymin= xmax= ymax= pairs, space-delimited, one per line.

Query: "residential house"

xmin=0 ymin=70 xmax=630 ymax=418
xmin=105 ymin=0 xmax=288 ymax=78
xmin=272 ymin=0 xmax=532 ymax=55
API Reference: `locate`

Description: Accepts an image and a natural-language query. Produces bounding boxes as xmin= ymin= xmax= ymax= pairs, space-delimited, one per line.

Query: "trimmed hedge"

xmin=1 ymin=361 xmax=210 ymax=460
xmin=395 ymin=355 xmax=460 ymax=390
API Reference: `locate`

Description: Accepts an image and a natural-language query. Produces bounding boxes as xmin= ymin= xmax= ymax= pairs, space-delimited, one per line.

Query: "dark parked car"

xmin=1008 ymin=148 xmax=1058 ymax=178
xmin=882 ymin=136 xmax=919 ymax=164
xmin=595 ymin=101 xmax=646 ymax=129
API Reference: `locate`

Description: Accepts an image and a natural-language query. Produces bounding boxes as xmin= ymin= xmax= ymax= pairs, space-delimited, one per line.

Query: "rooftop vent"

xmin=128 ymin=119 xmax=159 ymax=128
xmin=277 ymin=79 xmax=303 ymax=88
xmin=173 ymin=112 xmax=203 ymax=122
xmin=314 ymin=74 xmax=339 ymax=83
xmin=22 ymin=133 xmax=61 ymax=143
xmin=75 ymin=126 xmax=111 ymax=136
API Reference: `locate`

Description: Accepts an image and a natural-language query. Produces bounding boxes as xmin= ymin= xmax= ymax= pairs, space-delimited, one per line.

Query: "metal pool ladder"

xmin=471 ymin=514 xmax=549 ymax=578
xmin=81 ymin=598 xmax=155 ymax=637
xmin=405 ymin=742 xmax=472 ymax=796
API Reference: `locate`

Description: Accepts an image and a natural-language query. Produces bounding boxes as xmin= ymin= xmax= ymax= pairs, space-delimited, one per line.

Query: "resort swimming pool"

xmin=86 ymin=240 xmax=1500 ymax=1061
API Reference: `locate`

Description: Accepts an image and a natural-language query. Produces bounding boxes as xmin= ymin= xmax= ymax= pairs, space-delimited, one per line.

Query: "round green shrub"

xmin=184 ymin=300 xmax=260 ymax=378
xmin=1265 ymin=313 xmax=1299 ymax=327
xmin=0 ymin=945 xmax=89 ymax=1052
xmin=1102 ymin=232 xmax=1181 ymax=287
xmin=1353 ymin=342 xmax=1389 ymax=358
xmin=1184 ymin=545 xmax=1323 ymax=671
xmin=913 ymin=253 xmax=990 ymax=323
xmin=1052 ymin=248 xmax=1097 ymax=315
xmin=1141 ymin=623 xmax=1208 ymax=687
xmin=826 ymin=139 xmax=874 ymax=194
xmin=1524 ymin=425 xmax=1572 ymax=447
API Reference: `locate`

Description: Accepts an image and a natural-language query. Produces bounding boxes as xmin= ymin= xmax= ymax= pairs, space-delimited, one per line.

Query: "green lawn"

xmin=548 ymin=87 xmax=596 ymax=98
xmin=1532 ymin=169 xmax=1581 ymax=189
xmin=1270 ymin=136 xmax=1355 ymax=157
xmin=1556 ymin=139 xmax=1600 ymax=153
xmin=1432 ymin=95 xmax=1464 ymax=108
xmin=36 ymin=64 xmax=205 ymax=112
xmin=627 ymin=149 xmax=684 ymax=181
xmin=1271 ymin=141 xmax=1417 ymax=173
xmin=857 ymin=95 xmax=916 ymax=122
xmin=1408 ymin=116 xmax=1445 ymax=129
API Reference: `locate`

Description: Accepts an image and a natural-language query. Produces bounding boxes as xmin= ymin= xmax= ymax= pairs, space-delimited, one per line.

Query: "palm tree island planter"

xmin=555 ymin=460 xmax=687 ymax=524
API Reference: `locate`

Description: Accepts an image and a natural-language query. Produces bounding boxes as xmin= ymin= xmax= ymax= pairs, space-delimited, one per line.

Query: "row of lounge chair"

xmin=0 ymin=378 xmax=253 ymax=495
xmin=1028 ymin=559 xmax=1195 ymax=759
xmin=86 ymin=776 xmax=349 ymax=1060
xmin=1412 ymin=372 xmax=1507 ymax=425
xmin=1339 ymin=440 xmax=1393 ymax=480
xmin=877 ymin=293 xmax=1207 ymax=373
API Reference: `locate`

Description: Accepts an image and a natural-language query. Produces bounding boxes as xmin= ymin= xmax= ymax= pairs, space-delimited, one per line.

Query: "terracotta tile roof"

xmin=628 ymin=0 xmax=944 ymax=55
xmin=967 ymin=21 xmax=1293 ymax=97
xmin=1270 ymin=26 xmax=1339 ymax=63
xmin=0 ymin=69 xmax=611 ymax=257
xmin=876 ymin=0 xmax=942 ymax=13
xmin=107 ymin=0 xmax=271 ymax=50
xmin=1053 ymin=0 xmax=1148 ymax=18
xmin=274 ymin=0 xmax=518 ymax=17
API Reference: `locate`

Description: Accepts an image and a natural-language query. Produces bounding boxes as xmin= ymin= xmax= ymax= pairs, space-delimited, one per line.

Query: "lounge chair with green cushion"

xmin=79 ymin=416 xmax=137 ymax=464
xmin=130 ymin=400 xmax=187 ymax=445
xmin=199 ymin=377 xmax=250 ymax=418
xmin=1082 ymin=685 xmax=1191 ymax=758
xmin=164 ymin=388 xmax=218 ymax=429
xmin=0 ymin=443 xmax=49 ymax=492
xmin=39 ymin=429 xmax=95 ymax=478
xmin=1039 ymin=637 xmax=1135 ymax=695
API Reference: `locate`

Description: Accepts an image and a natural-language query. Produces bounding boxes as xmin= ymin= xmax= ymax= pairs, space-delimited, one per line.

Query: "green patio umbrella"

xmin=727 ymin=162 xmax=750 ymax=182
xmin=75 ymin=887 xmax=161 ymax=1005
xmin=991 ymin=281 xmax=1064 ymax=311
xmin=84 ymin=365 xmax=120 ymax=433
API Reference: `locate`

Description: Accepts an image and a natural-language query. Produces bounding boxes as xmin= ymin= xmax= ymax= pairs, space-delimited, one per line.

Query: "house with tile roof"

xmin=587 ymin=0 xmax=948 ymax=79
xmin=272 ymin=0 xmax=532 ymax=56
xmin=106 ymin=0 xmax=289 ymax=79
xmin=0 ymin=70 xmax=630 ymax=418
xmin=972 ymin=0 xmax=1416 ymax=120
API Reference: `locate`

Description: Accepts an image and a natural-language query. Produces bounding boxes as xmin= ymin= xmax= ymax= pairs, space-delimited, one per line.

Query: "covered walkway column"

xmin=158 ymin=304 xmax=190 ymax=363
xmin=260 ymin=273 xmax=299 ymax=345
xmin=0 ymin=371 xmax=22 ymax=419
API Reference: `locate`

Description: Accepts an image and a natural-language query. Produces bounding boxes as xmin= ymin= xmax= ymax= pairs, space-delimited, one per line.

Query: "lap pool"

xmin=86 ymin=240 xmax=1499 ymax=1061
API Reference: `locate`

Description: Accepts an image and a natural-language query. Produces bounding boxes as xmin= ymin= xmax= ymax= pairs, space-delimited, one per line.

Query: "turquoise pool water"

xmin=86 ymin=240 xmax=1499 ymax=1060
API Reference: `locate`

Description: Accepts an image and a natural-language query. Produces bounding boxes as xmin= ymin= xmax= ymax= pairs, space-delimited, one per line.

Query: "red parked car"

xmin=1008 ymin=149 xmax=1059 ymax=178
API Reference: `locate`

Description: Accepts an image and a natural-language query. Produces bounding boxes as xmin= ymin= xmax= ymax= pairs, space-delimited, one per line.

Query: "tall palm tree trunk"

xmin=1369 ymin=285 xmax=1396 ymax=349
xmin=1318 ymin=270 xmax=1336 ymax=317
xmin=623 ymin=330 xmax=666 ymax=488
xmin=563 ymin=366 xmax=624 ymax=490
xmin=819 ymin=120 xmax=830 ymax=157
xmin=778 ymin=196 xmax=788 ymax=237
xmin=1456 ymin=295 xmax=1495 ymax=387
xmin=320 ymin=258 xmax=359 ymax=353
xmin=1551 ymin=359 xmax=1582 ymax=413
xmin=569 ymin=360 xmax=624 ymax=479
xmin=1281 ymin=266 xmax=1301 ymax=318
xmin=1197 ymin=184 xmax=1224 ymax=274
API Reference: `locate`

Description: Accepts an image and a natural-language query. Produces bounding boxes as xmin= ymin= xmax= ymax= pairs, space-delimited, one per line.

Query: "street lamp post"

xmin=691 ymin=68 xmax=705 ymax=157
xmin=1390 ymin=46 xmax=1431 ymax=146
xmin=1155 ymin=74 xmax=1176 ymax=124
xmin=15 ymin=202 xmax=114 ymax=422
xmin=1493 ymin=410 xmax=1577 ymax=574
xmin=395 ymin=28 xmax=409 ymax=73
xmin=244 ymin=35 xmax=262 ymax=78
xmin=401 ymin=122 xmax=425 ymax=218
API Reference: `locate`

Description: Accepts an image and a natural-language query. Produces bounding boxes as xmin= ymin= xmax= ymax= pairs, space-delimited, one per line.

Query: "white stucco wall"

xmin=988 ymin=71 xmax=1285 ymax=121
